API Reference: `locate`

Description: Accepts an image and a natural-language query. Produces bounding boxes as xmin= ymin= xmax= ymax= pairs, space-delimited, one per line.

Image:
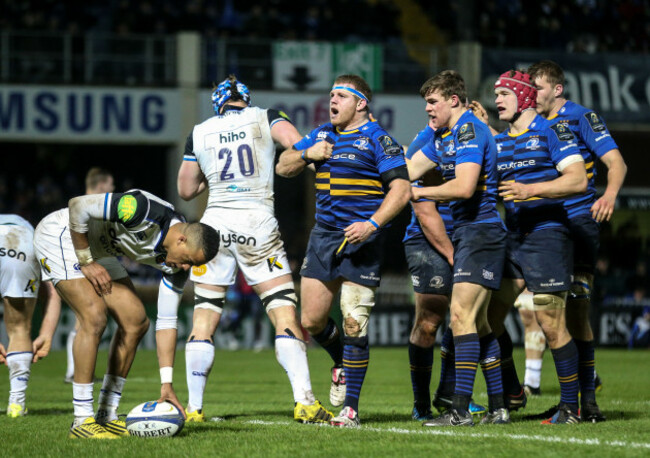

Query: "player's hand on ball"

xmin=159 ymin=383 xmax=186 ymax=419
xmin=81 ymin=262 xmax=112 ymax=296
xmin=308 ymin=141 xmax=333 ymax=162
xmin=32 ymin=335 xmax=52 ymax=362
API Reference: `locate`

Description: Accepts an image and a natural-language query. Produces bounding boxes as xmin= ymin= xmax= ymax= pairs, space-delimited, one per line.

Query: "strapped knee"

xmin=340 ymin=283 xmax=375 ymax=338
xmin=260 ymin=282 xmax=297 ymax=313
xmin=532 ymin=292 xmax=567 ymax=311
xmin=570 ymin=274 xmax=592 ymax=301
xmin=525 ymin=330 xmax=547 ymax=352
xmin=514 ymin=291 xmax=534 ymax=311
xmin=194 ymin=286 xmax=225 ymax=314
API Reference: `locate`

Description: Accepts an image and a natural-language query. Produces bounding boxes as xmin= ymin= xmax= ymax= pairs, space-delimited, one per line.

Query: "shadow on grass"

xmin=28 ymin=408 xmax=72 ymax=416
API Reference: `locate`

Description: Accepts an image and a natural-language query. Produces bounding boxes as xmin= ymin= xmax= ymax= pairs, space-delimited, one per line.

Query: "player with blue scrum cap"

xmin=277 ymin=74 xmax=411 ymax=427
xmin=490 ymin=70 xmax=587 ymax=424
xmin=178 ymin=75 xmax=333 ymax=424
xmin=528 ymin=60 xmax=626 ymax=422
xmin=407 ymin=70 xmax=508 ymax=427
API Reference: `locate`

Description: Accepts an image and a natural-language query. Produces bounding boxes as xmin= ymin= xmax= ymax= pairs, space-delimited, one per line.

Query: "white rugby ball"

xmin=126 ymin=401 xmax=185 ymax=438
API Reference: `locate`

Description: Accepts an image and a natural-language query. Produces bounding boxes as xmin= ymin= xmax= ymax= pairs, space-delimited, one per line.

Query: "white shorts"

xmin=34 ymin=209 xmax=128 ymax=284
xmin=0 ymin=224 xmax=40 ymax=298
xmin=191 ymin=208 xmax=291 ymax=286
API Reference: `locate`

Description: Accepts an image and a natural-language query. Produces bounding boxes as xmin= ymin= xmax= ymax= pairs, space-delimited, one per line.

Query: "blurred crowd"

xmin=1 ymin=0 xmax=648 ymax=52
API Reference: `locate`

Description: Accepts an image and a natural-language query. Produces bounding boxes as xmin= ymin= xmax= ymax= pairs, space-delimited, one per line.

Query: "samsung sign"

xmin=0 ymin=86 xmax=181 ymax=142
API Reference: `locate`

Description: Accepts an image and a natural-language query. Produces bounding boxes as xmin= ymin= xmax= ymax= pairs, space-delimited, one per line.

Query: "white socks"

xmin=66 ymin=329 xmax=77 ymax=379
xmin=73 ymin=382 xmax=94 ymax=424
xmin=275 ymin=335 xmax=315 ymax=405
xmin=524 ymin=359 xmax=543 ymax=389
xmin=186 ymin=340 xmax=215 ymax=412
xmin=96 ymin=374 xmax=126 ymax=423
xmin=7 ymin=352 xmax=32 ymax=406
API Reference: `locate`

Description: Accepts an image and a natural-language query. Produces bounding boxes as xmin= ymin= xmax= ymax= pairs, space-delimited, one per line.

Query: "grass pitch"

xmin=1 ymin=347 xmax=649 ymax=457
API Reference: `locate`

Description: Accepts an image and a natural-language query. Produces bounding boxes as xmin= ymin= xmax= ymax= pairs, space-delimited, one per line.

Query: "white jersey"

xmin=35 ymin=190 xmax=183 ymax=278
xmin=184 ymin=106 xmax=290 ymax=211
xmin=0 ymin=214 xmax=33 ymax=231
xmin=0 ymin=214 xmax=39 ymax=298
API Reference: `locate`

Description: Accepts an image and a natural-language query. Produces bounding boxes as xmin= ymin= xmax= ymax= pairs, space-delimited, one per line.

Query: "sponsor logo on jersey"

xmin=267 ymin=256 xmax=283 ymax=272
xmin=457 ymin=122 xmax=476 ymax=142
xmin=525 ymin=137 xmax=540 ymax=150
xmin=411 ymin=275 xmax=420 ymax=287
xmin=429 ymin=276 xmax=444 ymax=288
xmin=100 ymin=228 xmax=125 ymax=256
xmin=550 ymin=122 xmax=576 ymax=142
xmin=226 ymin=185 xmax=251 ymax=193
xmin=482 ymin=269 xmax=494 ymax=280
xmin=585 ymin=111 xmax=605 ymax=132
xmin=353 ymin=137 xmax=370 ymax=151
xmin=0 ymin=247 xmax=26 ymax=261
xmin=497 ymin=159 xmax=536 ymax=171
xmin=219 ymin=130 xmax=246 ymax=143
xmin=317 ymin=131 xmax=330 ymax=140
xmin=332 ymin=153 xmax=356 ymax=160
xmin=192 ymin=371 xmax=208 ymax=377
xmin=222 ymin=232 xmax=256 ymax=248
xmin=440 ymin=163 xmax=455 ymax=172
xmin=40 ymin=257 xmax=51 ymax=273
xmin=73 ymin=262 xmax=81 ymax=271
xmin=24 ymin=278 xmax=37 ymax=293
xmin=378 ymin=135 xmax=401 ymax=156
xmin=192 ymin=264 xmax=207 ymax=276
xmin=117 ymin=195 xmax=138 ymax=222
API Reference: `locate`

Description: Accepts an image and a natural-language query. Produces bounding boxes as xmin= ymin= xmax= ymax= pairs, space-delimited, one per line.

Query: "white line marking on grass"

xmin=243 ymin=421 xmax=650 ymax=450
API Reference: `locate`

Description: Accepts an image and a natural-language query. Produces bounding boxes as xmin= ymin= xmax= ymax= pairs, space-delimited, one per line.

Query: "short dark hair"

xmin=85 ymin=167 xmax=112 ymax=192
xmin=528 ymin=60 xmax=566 ymax=87
xmin=333 ymin=74 xmax=373 ymax=103
xmin=192 ymin=222 xmax=220 ymax=263
xmin=419 ymin=70 xmax=468 ymax=102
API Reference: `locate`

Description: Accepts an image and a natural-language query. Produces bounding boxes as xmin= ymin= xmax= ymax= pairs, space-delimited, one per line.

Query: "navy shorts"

xmin=503 ymin=226 xmax=573 ymax=293
xmin=452 ymin=223 xmax=506 ymax=290
xmin=567 ymin=215 xmax=599 ymax=275
xmin=300 ymin=223 xmax=384 ymax=287
xmin=404 ymin=234 xmax=453 ymax=295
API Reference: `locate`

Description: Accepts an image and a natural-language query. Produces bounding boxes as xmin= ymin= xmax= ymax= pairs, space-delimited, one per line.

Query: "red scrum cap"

xmin=494 ymin=70 xmax=537 ymax=113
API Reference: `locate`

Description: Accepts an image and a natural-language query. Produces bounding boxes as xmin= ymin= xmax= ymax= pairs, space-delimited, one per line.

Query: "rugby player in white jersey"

xmin=64 ymin=168 xmax=115 ymax=384
xmin=34 ymin=190 xmax=219 ymax=438
xmin=1 ymin=214 xmax=61 ymax=417
xmin=177 ymin=75 xmax=333 ymax=424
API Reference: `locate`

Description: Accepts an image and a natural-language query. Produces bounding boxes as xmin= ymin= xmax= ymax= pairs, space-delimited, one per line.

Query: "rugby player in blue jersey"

xmin=276 ymin=74 xmax=411 ymax=427
xmin=407 ymin=70 xmax=508 ymax=426
xmin=528 ymin=60 xmax=626 ymax=422
xmin=403 ymin=121 xmax=454 ymax=421
xmin=490 ymin=70 xmax=588 ymax=424
xmin=403 ymin=122 xmax=486 ymax=421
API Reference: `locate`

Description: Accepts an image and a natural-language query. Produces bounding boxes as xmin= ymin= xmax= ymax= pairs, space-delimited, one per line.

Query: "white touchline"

xmin=242 ymin=420 xmax=650 ymax=450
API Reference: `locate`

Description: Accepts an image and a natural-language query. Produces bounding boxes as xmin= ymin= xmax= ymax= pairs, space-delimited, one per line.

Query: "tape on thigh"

xmin=532 ymin=292 xmax=567 ymax=311
xmin=259 ymin=282 xmax=297 ymax=313
xmin=340 ymin=283 xmax=375 ymax=337
xmin=194 ymin=286 xmax=225 ymax=313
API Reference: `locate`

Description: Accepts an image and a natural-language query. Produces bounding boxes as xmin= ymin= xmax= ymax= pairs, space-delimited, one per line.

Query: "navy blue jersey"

xmin=548 ymin=100 xmax=619 ymax=219
xmin=294 ymin=121 xmax=406 ymax=230
xmin=403 ymin=124 xmax=453 ymax=242
xmin=495 ymin=114 xmax=583 ymax=233
xmin=421 ymin=110 xmax=502 ymax=228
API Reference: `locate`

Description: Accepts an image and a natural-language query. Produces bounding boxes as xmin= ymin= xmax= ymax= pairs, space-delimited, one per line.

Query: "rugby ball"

xmin=126 ymin=401 xmax=185 ymax=438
